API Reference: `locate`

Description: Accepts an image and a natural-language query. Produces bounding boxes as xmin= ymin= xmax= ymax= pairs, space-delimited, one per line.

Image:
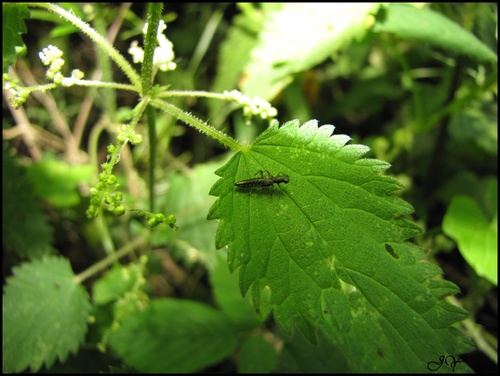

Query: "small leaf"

xmin=2 ymin=257 xmax=91 ymax=373
xmin=443 ymin=180 xmax=497 ymax=285
xmin=373 ymin=4 xmax=497 ymax=63
xmin=208 ymin=119 xmax=475 ymax=372
xmin=108 ymin=299 xmax=240 ymax=373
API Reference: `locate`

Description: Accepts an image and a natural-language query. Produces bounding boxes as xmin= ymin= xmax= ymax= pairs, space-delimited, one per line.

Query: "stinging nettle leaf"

xmin=207 ymin=119 xmax=474 ymax=372
xmin=2 ymin=257 xmax=91 ymax=373
xmin=443 ymin=185 xmax=498 ymax=285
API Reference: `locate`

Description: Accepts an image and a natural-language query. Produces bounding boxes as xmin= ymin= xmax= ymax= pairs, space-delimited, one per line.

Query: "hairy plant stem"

xmin=142 ymin=3 xmax=163 ymax=95
xmin=142 ymin=4 xmax=163 ymax=213
xmin=147 ymin=105 xmax=156 ymax=212
xmin=151 ymin=98 xmax=244 ymax=151
xmin=27 ymin=2 xmax=142 ymax=90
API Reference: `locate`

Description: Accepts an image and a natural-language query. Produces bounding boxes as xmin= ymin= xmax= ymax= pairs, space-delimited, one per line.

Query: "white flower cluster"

xmin=128 ymin=41 xmax=144 ymax=64
xmin=224 ymin=90 xmax=278 ymax=121
xmin=38 ymin=45 xmax=85 ymax=86
xmin=39 ymin=44 xmax=63 ymax=66
xmin=128 ymin=20 xmax=177 ymax=72
xmin=39 ymin=45 xmax=65 ymax=84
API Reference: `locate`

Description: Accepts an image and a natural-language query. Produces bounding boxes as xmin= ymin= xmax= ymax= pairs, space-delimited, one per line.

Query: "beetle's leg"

xmin=254 ymin=170 xmax=264 ymax=178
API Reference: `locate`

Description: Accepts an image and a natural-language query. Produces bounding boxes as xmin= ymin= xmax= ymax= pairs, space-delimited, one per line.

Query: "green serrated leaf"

xmin=240 ymin=3 xmax=381 ymax=100
xmin=208 ymin=119 xmax=475 ymax=372
xmin=2 ymin=4 xmax=29 ymax=74
xmin=108 ymin=298 xmax=240 ymax=373
xmin=2 ymin=257 xmax=91 ymax=373
xmin=373 ymin=4 xmax=497 ymax=63
xmin=442 ymin=180 xmax=498 ymax=285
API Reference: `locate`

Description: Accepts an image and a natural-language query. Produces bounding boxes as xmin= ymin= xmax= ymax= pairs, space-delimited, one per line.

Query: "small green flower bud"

xmin=115 ymin=206 xmax=126 ymax=216
xmin=116 ymin=134 xmax=126 ymax=143
xmin=130 ymin=134 xmax=142 ymax=145
xmin=86 ymin=205 xmax=97 ymax=218
xmin=91 ymin=196 xmax=101 ymax=206
xmin=107 ymin=175 xmax=117 ymax=185
xmin=152 ymin=214 xmax=164 ymax=224
xmin=71 ymin=69 xmax=84 ymax=79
